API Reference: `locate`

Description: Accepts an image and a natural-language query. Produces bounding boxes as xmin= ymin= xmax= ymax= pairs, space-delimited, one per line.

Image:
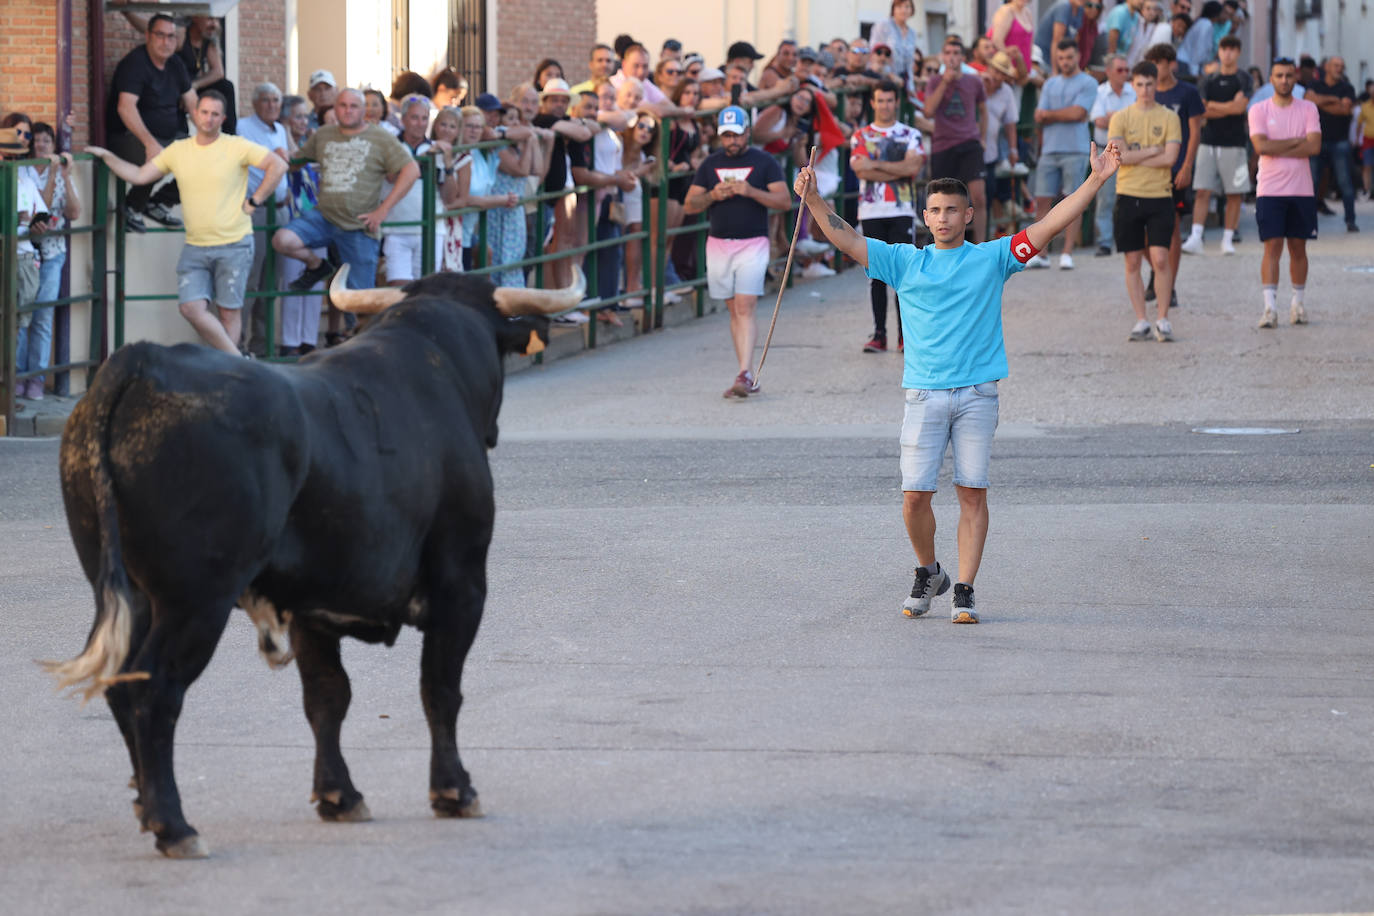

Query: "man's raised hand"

xmin=1091 ymin=140 xmax=1122 ymax=180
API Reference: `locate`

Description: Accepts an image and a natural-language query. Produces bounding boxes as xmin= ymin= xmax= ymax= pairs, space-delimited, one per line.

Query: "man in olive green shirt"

xmin=272 ymin=87 xmax=418 ymax=290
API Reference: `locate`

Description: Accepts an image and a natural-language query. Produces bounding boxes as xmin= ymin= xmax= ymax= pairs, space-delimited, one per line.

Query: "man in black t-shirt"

xmin=1306 ymin=56 xmax=1358 ymax=231
xmin=684 ymin=107 xmax=791 ymax=398
xmin=108 ymin=13 xmax=197 ymax=231
xmin=1182 ymin=35 xmax=1251 ymax=255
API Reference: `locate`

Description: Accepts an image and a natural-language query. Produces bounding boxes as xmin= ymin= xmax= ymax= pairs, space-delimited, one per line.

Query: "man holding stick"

xmin=793 ymin=140 xmax=1122 ymax=623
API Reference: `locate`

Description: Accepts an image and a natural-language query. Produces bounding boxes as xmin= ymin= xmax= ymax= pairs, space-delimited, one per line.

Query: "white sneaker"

xmin=1010 ymin=161 xmax=1030 ymax=176
xmin=1290 ymin=303 xmax=1307 ymax=325
xmin=1220 ymin=239 xmax=1236 ymax=255
xmin=994 ymin=158 xmax=1012 ymax=178
xmin=1027 ymin=254 xmax=1051 ymax=269
xmin=553 ymin=310 xmax=590 ymax=325
xmin=1059 ymin=253 xmax=1075 ymax=270
xmin=1153 ymin=318 xmax=1174 ymax=342
xmin=1258 ymin=308 xmax=1277 ymax=329
xmin=662 ymin=290 xmax=682 ymax=304
xmin=1129 ymin=319 xmax=1152 ymax=341
xmin=1180 ymin=234 xmax=1204 ymax=255
xmin=802 ymin=260 xmax=836 ymax=278
xmin=796 ymin=238 xmax=831 ymax=257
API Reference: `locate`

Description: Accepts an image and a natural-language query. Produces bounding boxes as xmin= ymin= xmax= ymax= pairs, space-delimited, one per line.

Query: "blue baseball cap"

xmin=718 ymin=106 xmax=748 ymax=135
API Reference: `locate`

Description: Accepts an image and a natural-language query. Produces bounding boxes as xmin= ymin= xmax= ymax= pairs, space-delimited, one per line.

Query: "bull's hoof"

xmin=158 ymin=834 xmax=209 ymax=859
xmin=430 ymin=787 xmax=483 ymax=819
xmin=316 ymin=793 xmax=372 ymax=823
xmin=132 ymin=799 xmax=144 ymax=824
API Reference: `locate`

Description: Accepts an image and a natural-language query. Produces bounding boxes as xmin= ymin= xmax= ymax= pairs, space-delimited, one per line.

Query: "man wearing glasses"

xmin=107 ymin=12 xmax=198 ymax=232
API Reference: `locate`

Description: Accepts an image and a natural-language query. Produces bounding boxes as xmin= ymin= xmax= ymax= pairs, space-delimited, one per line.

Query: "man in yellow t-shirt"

xmin=1108 ymin=60 xmax=1182 ymax=342
xmin=89 ymin=90 xmax=287 ymax=354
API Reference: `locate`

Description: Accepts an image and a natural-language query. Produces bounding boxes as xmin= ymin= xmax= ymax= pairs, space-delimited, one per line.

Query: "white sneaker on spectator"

xmin=1153 ymin=318 xmax=1174 ymax=342
xmin=797 ymin=238 xmax=831 ymax=257
xmin=1181 ymin=234 xmax=1204 ymax=255
xmin=553 ymin=310 xmax=589 ymax=325
xmin=1290 ymin=303 xmax=1307 ymax=325
xmin=1221 ymin=238 xmax=1236 ymax=255
xmin=1059 ymin=253 xmax=1075 ymax=270
xmin=1258 ymin=308 xmax=1277 ymax=329
xmin=802 ymin=260 xmax=836 ymax=278
xmin=1027 ymin=254 xmax=1051 ymax=269
xmin=1129 ymin=319 xmax=1152 ymax=341
xmin=662 ymin=290 xmax=682 ymax=304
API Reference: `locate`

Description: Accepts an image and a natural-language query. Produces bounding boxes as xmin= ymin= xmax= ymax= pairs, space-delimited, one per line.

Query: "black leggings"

xmin=863 ymin=216 xmax=914 ymax=337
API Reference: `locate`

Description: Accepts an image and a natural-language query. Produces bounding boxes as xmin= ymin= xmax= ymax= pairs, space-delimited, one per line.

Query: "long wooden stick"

xmin=753 ymin=145 xmax=818 ymax=386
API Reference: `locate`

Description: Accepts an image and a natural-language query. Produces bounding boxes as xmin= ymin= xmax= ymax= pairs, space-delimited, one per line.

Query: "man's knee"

xmin=903 ymin=490 xmax=934 ymax=511
xmin=272 ymin=229 xmax=299 ymax=253
xmin=178 ymin=299 xmax=209 ymax=320
xmin=954 ymin=484 xmax=987 ymax=507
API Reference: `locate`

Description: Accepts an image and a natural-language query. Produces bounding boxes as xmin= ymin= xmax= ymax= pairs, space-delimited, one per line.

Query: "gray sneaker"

xmin=951 ymin=583 xmax=979 ymax=624
xmin=903 ymin=564 xmax=950 ymax=618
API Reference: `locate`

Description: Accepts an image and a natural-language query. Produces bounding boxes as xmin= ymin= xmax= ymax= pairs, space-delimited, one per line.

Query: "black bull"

xmin=45 ymin=269 xmax=582 ymax=858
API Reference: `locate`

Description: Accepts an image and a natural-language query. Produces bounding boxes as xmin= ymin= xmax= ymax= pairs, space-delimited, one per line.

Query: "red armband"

xmin=1010 ymin=230 xmax=1039 ymax=264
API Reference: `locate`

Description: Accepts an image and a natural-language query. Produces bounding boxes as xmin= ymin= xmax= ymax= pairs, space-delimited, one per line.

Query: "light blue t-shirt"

xmin=235 ymin=114 xmax=289 ymax=203
xmin=1038 ymin=71 xmax=1100 ymax=153
xmin=866 ymin=235 xmax=1027 ymax=390
xmin=1104 ymin=4 xmax=1138 ymax=53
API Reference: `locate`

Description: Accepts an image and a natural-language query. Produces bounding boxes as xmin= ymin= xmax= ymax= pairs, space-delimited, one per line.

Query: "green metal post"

xmin=653 ymin=125 xmax=670 ymax=330
xmin=695 ymin=213 xmax=707 ymax=318
xmin=89 ymin=159 xmax=108 ymax=386
xmin=476 ymin=209 xmax=488 ymax=269
xmin=585 ymin=193 xmax=598 ymax=349
xmin=421 ymin=154 xmax=436 ymax=275
xmin=263 ymin=194 xmax=278 ymax=358
xmin=533 ymin=201 xmax=545 ymax=288
xmin=640 ymin=172 xmax=652 ymax=331
xmin=2 ymin=161 xmax=16 ymax=431
xmin=114 ymin=181 xmax=126 ymax=349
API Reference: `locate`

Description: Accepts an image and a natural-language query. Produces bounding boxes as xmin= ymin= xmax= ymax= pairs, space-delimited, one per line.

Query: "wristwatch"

xmin=496 ymin=125 xmax=508 ymax=137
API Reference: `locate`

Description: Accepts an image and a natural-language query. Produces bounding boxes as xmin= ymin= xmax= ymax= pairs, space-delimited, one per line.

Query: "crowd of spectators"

xmin=5 ymin=1 xmax=1373 ymax=375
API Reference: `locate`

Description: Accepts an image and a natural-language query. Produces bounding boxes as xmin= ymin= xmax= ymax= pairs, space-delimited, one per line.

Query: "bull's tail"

xmin=43 ymin=354 xmax=150 ymax=704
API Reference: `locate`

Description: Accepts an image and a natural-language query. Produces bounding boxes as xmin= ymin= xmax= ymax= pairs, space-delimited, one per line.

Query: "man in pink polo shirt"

xmin=1247 ymin=58 xmax=1321 ymax=328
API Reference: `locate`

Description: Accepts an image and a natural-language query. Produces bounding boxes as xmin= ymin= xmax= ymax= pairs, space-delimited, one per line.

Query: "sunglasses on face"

xmin=15 ymin=128 xmax=32 ymax=138
xmin=1085 ymin=2 xmax=1101 ymax=7
xmin=851 ymin=47 xmax=869 ymax=54
xmin=664 ymin=68 xmax=682 ymax=76
xmin=873 ymin=48 xmax=892 ymax=57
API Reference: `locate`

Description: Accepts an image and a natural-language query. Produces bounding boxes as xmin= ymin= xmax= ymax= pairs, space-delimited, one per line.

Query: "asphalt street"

xmin=2 ymin=202 xmax=1372 ymax=915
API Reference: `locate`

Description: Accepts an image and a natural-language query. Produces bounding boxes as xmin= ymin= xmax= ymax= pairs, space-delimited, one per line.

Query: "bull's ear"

xmin=495 ymin=316 xmax=549 ymax=355
xmin=524 ymin=330 xmax=546 ymax=355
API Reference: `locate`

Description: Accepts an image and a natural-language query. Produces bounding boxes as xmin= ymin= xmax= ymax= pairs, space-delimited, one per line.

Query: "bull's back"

xmin=63 ymin=343 xmax=309 ymax=604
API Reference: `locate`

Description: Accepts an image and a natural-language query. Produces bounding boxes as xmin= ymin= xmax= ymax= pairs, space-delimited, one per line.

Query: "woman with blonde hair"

xmin=618 ymin=114 xmax=663 ymax=307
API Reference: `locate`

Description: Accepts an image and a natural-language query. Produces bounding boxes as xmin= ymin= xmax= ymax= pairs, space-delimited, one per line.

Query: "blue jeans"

xmin=1094 ymin=172 xmax=1118 ymax=250
xmin=595 ymin=196 xmax=623 ymax=304
xmin=281 ymin=208 xmax=381 ymax=288
xmin=899 ymin=383 xmax=1001 ymax=491
xmin=1310 ymin=140 xmax=1356 ymax=224
xmin=16 ymin=251 xmax=63 ymax=384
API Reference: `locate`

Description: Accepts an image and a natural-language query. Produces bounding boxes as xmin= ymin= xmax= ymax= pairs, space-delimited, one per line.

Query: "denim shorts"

xmin=176 ymin=236 xmax=254 ymax=309
xmin=899 ymin=382 xmax=1000 ymax=491
xmin=282 ymin=208 xmax=381 ymax=288
xmin=1034 ymin=151 xmax=1090 ymax=198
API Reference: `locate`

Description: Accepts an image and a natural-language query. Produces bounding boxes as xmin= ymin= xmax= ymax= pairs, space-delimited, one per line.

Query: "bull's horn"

xmin=493 ymin=267 xmax=587 ymax=317
xmin=327 ymin=263 xmax=406 ymax=314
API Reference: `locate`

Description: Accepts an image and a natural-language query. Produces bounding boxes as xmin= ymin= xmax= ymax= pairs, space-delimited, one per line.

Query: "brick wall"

xmin=0 ymin=0 xmax=74 ymax=143
xmin=497 ymin=0 xmax=597 ymax=96
xmin=235 ymin=0 xmax=287 ymax=112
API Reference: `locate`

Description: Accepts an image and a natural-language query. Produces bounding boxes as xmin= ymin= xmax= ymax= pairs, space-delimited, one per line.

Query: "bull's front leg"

xmin=290 ymin=618 xmax=370 ymax=822
xmin=420 ymin=578 xmax=485 ymax=818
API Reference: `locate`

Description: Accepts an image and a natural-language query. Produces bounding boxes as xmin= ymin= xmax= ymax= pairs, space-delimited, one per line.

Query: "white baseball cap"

xmin=540 ymin=78 xmax=572 ymax=97
xmin=308 ymin=69 xmax=337 ymax=88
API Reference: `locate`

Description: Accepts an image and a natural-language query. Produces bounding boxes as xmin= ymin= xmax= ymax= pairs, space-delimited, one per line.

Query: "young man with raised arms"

xmin=793 ymin=140 xmax=1122 ymax=623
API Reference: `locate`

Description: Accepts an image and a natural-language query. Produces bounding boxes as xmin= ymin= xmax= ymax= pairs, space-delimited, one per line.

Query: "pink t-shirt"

xmin=1248 ymin=97 xmax=1319 ymax=198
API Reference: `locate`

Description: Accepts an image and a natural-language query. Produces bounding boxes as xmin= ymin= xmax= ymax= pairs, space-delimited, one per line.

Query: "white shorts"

xmin=1193 ymin=145 xmax=1252 ymax=195
xmin=706 ymin=236 xmax=770 ymax=299
xmin=381 ymin=233 xmax=437 ymax=283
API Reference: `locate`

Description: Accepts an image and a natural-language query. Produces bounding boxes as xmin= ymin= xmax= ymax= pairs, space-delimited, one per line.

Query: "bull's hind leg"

xmin=127 ymin=600 xmax=234 ymax=858
xmin=290 ymin=618 xmax=370 ymax=822
xmin=107 ymin=591 xmax=153 ymax=818
xmin=420 ymin=560 xmax=486 ymax=818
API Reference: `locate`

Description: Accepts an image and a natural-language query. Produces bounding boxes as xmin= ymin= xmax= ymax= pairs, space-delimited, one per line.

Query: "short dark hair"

xmin=870 ymin=80 xmax=901 ymax=102
xmin=1131 ymin=61 xmax=1158 ymax=80
xmin=432 ymin=68 xmax=464 ymax=91
xmin=1199 ymin=0 xmax=1223 ymax=18
xmin=1056 ymin=38 xmax=1078 ymax=52
xmin=925 ymin=177 xmax=970 ymax=204
xmin=613 ymin=34 xmax=637 ymax=58
xmin=1218 ymin=35 xmax=1241 ymax=50
xmin=590 ymin=43 xmax=613 ymax=58
xmin=391 ymin=71 xmax=433 ymax=99
xmin=147 ymin=13 xmax=175 ymax=32
xmin=198 ymin=89 xmax=227 ymax=111
xmin=1145 ymin=42 xmax=1176 ymax=63
xmin=1171 ymin=12 xmax=1192 ymax=24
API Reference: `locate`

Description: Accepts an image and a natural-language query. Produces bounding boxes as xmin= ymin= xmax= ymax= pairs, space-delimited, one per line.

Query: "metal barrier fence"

xmin=2 ymin=86 xmax=1039 ymax=433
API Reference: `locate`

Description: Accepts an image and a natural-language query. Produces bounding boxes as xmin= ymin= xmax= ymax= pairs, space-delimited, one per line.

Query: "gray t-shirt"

xmin=298 ymin=124 xmax=413 ymax=235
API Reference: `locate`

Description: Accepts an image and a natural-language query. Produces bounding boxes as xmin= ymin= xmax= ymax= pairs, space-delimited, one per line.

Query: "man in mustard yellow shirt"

xmin=89 ymin=90 xmax=287 ymax=354
xmin=1109 ymin=61 xmax=1182 ymax=342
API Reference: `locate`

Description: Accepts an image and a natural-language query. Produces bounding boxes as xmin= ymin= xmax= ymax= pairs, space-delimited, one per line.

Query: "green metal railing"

xmin=2 ymin=153 xmax=108 ymax=434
